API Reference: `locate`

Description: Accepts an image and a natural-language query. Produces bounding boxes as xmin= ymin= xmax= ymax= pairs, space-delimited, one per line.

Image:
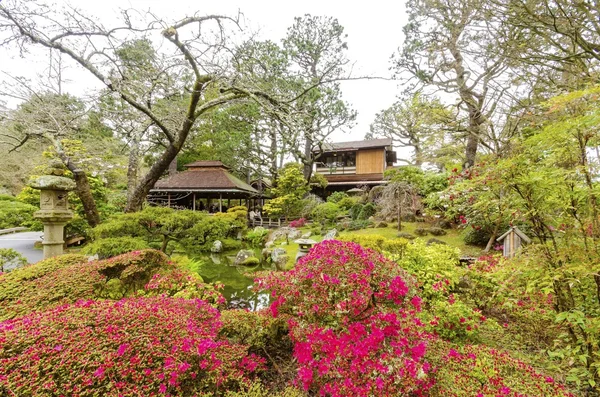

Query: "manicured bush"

xmin=463 ymin=226 xmax=489 ymax=246
xmin=311 ymin=202 xmax=342 ymax=226
xmin=336 ymin=196 xmax=358 ymax=211
xmin=326 ymin=191 xmax=348 ymax=204
xmin=348 ymin=203 xmax=363 ymax=220
xmin=81 ymin=236 xmax=150 ymax=258
xmin=220 ymin=309 xmax=287 ymax=352
xmin=347 ymin=219 xmax=373 ymax=231
xmin=0 ymin=197 xmax=40 ymax=230
xmin=240 ymin=257 xmax=260 ymax=266
xmin=338 ymin=234 xmax=387 ymax=251
xmin=224 ymin=383 xmax=305 ymax=397
xmin=397 ymin=232 xmax=416 ymax=240
xmin=357 ymin=202 xmax=376 ymax=220
xmin=0 ymin=249 xmax=223 ymax=320
xmin=0 ymin=296 xmax=266 ymax=396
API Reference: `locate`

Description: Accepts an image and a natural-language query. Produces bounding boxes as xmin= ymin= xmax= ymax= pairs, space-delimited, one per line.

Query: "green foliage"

xmin=224 ymin=384 xmax=305 ymax=397
xmin=81 ymin=236 xmax=150 ymax=258
xmin=245 ymin=227 xmax=269 ymax=247
xmin=264 ymin=164 xmax=309 ymax=219
xmin=428 ymin=226 xmax=447 ymax=236
xmin=414 ymin=227 xmax=428 ymax=236
xmin=0 ymin=196 xmax=40 ymax=230
xmin=462 ymin=227 xmax=489 ymax=246
xmin=311 ymin=202 xmax=342 ymax=225
xmin=357 ymin=202 xmax=376 ymax=220
xmin=347 ymin=219 xmax=373 ymax=231
xmin=386 ymin=166 xmax=449 ymax=196
xmin=220 ymin=309 xmax=287 ymax=351
xmin=348 ymin=202 xmax=363 ymax=220
xmin=326 ymin=191 xmax=349 ymax=204
xmin=0 ymin=248 xmax=28 ymax=273
xmin=240 ymin=257 xmax=260 ymax=266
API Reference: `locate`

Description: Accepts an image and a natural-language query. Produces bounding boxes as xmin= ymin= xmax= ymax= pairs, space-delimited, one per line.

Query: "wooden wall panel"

xmin=356 ymin=149 xmax=385 ymax=174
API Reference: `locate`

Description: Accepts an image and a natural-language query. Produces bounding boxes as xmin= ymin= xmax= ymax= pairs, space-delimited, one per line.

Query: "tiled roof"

xmin=315 ymin=138 xmax=393 ymax=152
xmin=153 ymin=167 xmax=258 ymax=194
xmin=184 ymin=160 xmax=229 ymax=169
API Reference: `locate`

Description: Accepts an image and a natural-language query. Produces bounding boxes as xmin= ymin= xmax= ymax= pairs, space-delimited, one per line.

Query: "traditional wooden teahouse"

xmin=147 ymin=161 xmax=260 ymax=212
xmin=497 ymin=226 xmax=531 ymax=258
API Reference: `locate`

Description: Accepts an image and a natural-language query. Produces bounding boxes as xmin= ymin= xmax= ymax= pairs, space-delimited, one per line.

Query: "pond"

xmin=192 ymin=251 xmax=272 ymax=311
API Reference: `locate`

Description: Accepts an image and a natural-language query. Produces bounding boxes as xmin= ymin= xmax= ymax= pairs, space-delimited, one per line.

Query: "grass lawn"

xmin=275 ymin=222 xmax=484 ymax=268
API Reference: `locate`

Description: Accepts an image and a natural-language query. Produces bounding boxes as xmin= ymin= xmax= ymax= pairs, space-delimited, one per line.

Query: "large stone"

xmin=234 ymin=249 xmax=256 ymax=266
xmin=211 ymin=240 xmax=223 ymax=253
xmin=274 ymin=255 xmax=289 ymax=271
xmin=267 ymin=227 xmax=296 ymax=243
xmin=301 ymin=231 xmax=312 ymax=239
xmin=322 ymin=229 xmax=338 ymax=241
xmin=265 ymin=241 xmax=274 ymax=249
xmin=288 ymin=228 xmax=302 ymax=240
xmin=271 ymin=248 xmax=287 ymax=263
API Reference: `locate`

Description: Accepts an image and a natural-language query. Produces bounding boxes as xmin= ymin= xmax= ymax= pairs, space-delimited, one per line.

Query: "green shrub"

xmin=81 ymin=236 xmax=149 ymax=259
xmin=336 ymin=196 xmax=358 ymax=210
xmin=311 ymin=202 xmax=342 ymax=226
xmin=338 ymin=234 xmax=387 ymax=251
xmin=224 ymin=384 xmax=305 ymax=397
xmin=428 ymin=226 xmax=447 ymax=236
xmin=414 ymin=227 xmax=429 ymax=236
xmin=382 ymin=238 xmax=409 ymax=257
xmin=326 ymin=191 xmax=349 ymax=204
xmin=0 ymin=198 xmax=40 ymax=230
xmin=0 ymin=248 xmax=27 ymax=272
xmin=357 ymin=202 xmax=376 ymax=220
xmin=463 ymin=227 xmax=490 ymax=246
xmin=349 ymin=203 xmax=363 ymax=220
xmin=347 ymin=219 xmax=373 ymax=230
xmin=222 ymin=238 xmax=243 ymax=251
xmin=375 ymin=221 xmax=388 ymax=228
xmin=245 ymin=227 xmax=269 ymax=247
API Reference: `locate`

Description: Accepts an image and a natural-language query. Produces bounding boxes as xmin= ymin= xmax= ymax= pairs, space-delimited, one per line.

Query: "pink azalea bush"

xmin=0 ymin=296 xmax=265 ymax=396
xmin=289 ymin=218 xmax=307 ymax=228
xmin=0 ymin=249 xmax=223 ymax=320
xmin=257 ymin=240 xmax=433 ymax=396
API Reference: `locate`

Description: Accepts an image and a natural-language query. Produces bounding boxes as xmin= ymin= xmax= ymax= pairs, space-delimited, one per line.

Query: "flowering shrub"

xmin=428 ymin=340 xmax=575 ymax=397
xmin=0 ymin=249 xmax=223 ymax=320
xmin=0 ymin=296 xmax=265 ymax=396
xmin=219 ymin=309 xmax=287 ymax=351
xmin=258 ymin=240 xmax=432 ymax=396
xmin=143 ymin=268 xmax=225 ymax=306
xmin=288 ymin=218 xmax=307 ymax=228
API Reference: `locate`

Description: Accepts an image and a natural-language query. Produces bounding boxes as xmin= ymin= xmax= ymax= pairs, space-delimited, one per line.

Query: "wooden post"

xmin=228 ymin=198 xmax=231 ymax=208
xmin=167 ymin=193 xmax=171 ymax=208
xmin=219 ymin=194 xmax=223 ymax=212
xmin=192 ymin=193 xmax=196 ymax=211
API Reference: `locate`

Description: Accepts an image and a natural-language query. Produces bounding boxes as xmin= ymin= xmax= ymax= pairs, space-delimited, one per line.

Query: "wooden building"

xmin=497 ymin=226 xmax=531 ymax=258
xmin=147 ymin=161 xmax=260 ymax=212
xmin=313 ymin=138 xmax=397 ymax=192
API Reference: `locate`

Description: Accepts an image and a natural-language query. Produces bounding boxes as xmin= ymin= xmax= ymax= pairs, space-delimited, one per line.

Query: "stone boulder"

xmin=288 ymin=228 xmax=302 ymax=240
xmin=271 ymin=248 xmax=287 ymax=263
xmin=211 ymin=240 xmax=223 ymax=253
xmin=301 ymin=231 xmax=312 ymax=239
xmin=322 ymin=229 xmax=338 ymax=241
xmin=234 ymin=249 xmax=256 ymax=266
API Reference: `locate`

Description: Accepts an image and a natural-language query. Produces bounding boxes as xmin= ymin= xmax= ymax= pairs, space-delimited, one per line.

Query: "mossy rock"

xmin=414 ymin=227 xmax=429 ymax=236
xmin=427 ymin=238 xmax=447 ymax=246
xmin=397 ymin=232 xmax=416 ymax=240
xmin=428 ymin=227 xmax=447 ymax=236
xmin=240 ymin=257 xmax=260 ymax=266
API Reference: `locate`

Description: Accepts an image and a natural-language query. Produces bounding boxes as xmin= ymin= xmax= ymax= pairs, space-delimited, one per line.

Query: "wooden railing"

xmin=249 ymin=218 xmax=288 ymax=228
xmin=0 ymin=227 xmax=28 ymax=236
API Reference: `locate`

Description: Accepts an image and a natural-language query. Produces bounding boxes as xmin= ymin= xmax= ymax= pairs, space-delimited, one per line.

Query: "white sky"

xmin=1 ymin=0 xmax=408 ymax=143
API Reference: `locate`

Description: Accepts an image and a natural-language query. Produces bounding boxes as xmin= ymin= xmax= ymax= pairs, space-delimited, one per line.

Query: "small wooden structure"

xmin=497 ymin=226 xmax=531 ymax=258
xmin=147 ymin=161 xmax=261 ymax=212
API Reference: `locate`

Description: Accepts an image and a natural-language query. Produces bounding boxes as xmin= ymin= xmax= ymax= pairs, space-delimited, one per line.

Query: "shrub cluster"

xmin=257 ymin=240 xmax=433 ymax=396
xmin=0 ymin=296 xmax=265 ymax=396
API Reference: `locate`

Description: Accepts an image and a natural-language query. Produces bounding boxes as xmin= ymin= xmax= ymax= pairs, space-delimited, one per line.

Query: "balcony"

xmin=315 ymin=162 xmax=357 ymax=175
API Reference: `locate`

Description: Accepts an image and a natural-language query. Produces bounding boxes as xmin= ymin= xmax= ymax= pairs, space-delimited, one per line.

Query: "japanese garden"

xmin=0 ymin=0 xmax=599 ymax=396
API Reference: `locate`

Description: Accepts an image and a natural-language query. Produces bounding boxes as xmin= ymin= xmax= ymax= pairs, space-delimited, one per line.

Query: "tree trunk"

xmin=126 ymin=134 xmax=141 ymax=211
xmin=303 ymin=134 xmax=313 ymax=181
xmin=49 ymin=137 xmax=101 ymax=228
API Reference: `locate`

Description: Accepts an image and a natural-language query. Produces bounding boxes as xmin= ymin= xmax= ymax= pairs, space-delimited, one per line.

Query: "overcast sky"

xmin=1 ymin=0 xmax=408 ymax=143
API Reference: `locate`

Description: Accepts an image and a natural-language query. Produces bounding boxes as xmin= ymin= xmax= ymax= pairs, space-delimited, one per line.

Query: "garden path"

xmin=0 ymin=231 xmax=43 ymax=266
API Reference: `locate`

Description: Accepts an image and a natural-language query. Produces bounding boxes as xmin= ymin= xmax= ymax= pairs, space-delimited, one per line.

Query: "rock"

xmin=261 ymin=248 xmax=273 ymax=260
xmin=240 ymin=257 xmax=260 ymax=266
xmin=234 ymin=249 xmax=255 ymax=266
xmin=274 ymin=254 xmax=289 ymax=271
xmin=271 ymin=248 xmax=287 ymax=263
xmin=265 ymin=241 xmax=274 ymax=248
xmin=87 ymin=254 xmax=99 ymax=262
xmin=426 ymin=238 xmax=447 ymax=246
xmin=288 ymin=228 xmax=302 ymax=240
xmin=396 ymin=232 xmax=416 ymax=240
xmin=211 ymin=240 xmax=223 ymax=253
xmin=280 ymin=242 xmax=287 ymax=246
xmin=322 ymin=229 xmax=338 ymax=241
xmin=209 ymin=254 xmax=222 ymax=265
xmin=301 ymin=231 xmax=312 ymax=238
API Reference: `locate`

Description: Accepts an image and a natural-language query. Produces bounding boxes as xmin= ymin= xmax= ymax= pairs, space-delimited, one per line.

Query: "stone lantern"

xmin=29 ymin=162 xmax=76 ymax=259
xmin=294 ymin=238 xmax=317 ymax=263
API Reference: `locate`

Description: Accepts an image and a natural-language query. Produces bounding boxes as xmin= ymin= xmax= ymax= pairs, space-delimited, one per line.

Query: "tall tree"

xmin=368 ymin=93 xmax=456 ymax=167
xmin=0 ymin=2 xmax=298 ymax=212
xmin=283 ymin=15 xmax=356 ymax=180
xmin=396 ymin=0 xmax=523 ymax=168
